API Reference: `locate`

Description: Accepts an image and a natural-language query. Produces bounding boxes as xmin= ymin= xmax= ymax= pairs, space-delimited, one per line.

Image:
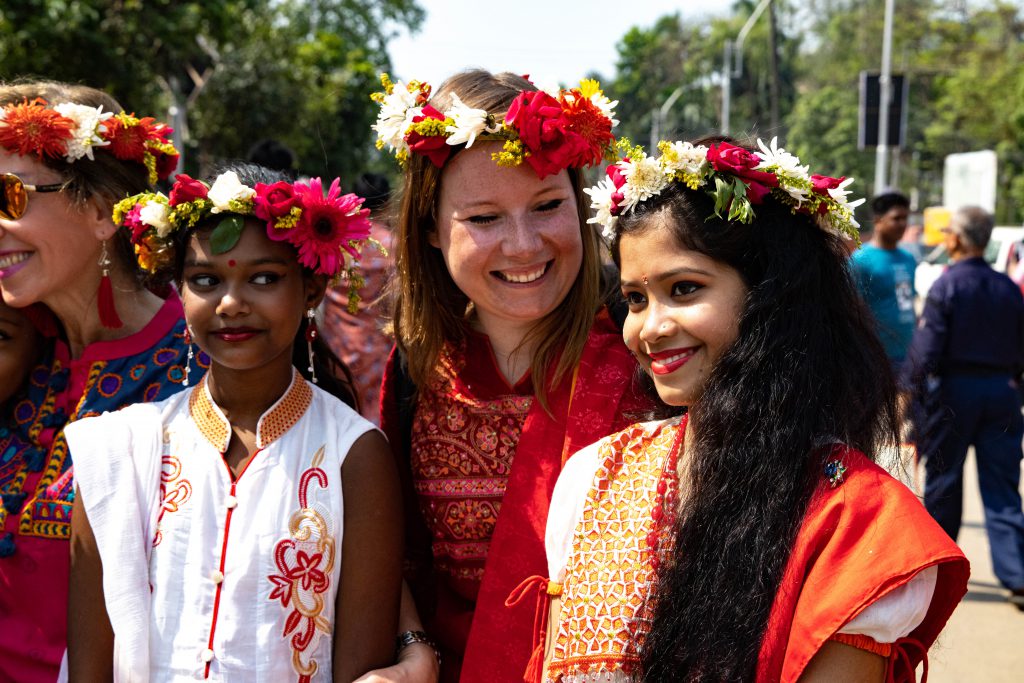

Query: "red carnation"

xmin=406 ymin=105 xmax=451 ymax=168
xmin=707 ymin=142 xmax=779 ymax=204
xmin=0 ymin=98 xmax=74 ymax=159
xmin=168 ymin=174 xmax=209 ymax=207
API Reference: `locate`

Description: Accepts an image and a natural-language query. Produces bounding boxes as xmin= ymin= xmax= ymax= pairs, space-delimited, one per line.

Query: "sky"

xmin=387 ymin=0 xmax=733 ymax=88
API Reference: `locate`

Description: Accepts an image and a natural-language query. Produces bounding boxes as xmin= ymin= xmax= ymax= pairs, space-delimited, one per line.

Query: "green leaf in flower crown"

xmin=210 ymin=215 xmax=245 ymax=254
xmin=712 ymin=176 xmax=731 ymax=218
xmin=729 ymin=180 xmax=751 ymax=223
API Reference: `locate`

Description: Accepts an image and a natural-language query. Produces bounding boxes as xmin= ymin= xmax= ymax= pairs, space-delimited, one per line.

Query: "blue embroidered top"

xmin=0 ymin=294 xmax=208 ymax=683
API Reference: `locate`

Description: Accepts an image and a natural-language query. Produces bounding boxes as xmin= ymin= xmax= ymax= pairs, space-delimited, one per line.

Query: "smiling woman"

xmin=369 ymin=69 xmax=653 ymax=682
xmin=0 ymin=80 xmax=204 ymax=683
xmin=536 ymin=137 xmax=970 ymax=683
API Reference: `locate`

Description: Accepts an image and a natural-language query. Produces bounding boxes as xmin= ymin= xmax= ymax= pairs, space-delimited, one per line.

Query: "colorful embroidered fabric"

xmin=381 ymin=309 xmax=652 ymax=683
xmin=66 ymin=369 xmax=375 ymax=680
xmin=0 ymin=295 xmax=208 ymax=683
xmin=542 ymin=421 xmax=971 ymax=683
xmin=410 ymin=328 xmax=535 ymax=598
xmin=546 ymin=421 xmax=678 ymax=681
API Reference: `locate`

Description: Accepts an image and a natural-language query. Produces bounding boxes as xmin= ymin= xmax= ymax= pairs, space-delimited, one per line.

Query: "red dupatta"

xmin=757 ymin=447 xmax=970 ymax=682
xmin=459 ymin=310 xmax=641 ymax=682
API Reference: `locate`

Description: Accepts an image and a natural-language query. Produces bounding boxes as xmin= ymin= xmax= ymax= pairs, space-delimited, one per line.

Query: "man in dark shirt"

xmin=903 ymin=206 xmax=1024 ymax=609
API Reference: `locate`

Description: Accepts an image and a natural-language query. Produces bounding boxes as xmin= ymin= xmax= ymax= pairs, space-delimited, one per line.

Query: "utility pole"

xmin=874 ymin=0 xmax=895 ymax=193
xmin=767 ymin=0 xmax=781 ymax=134
xmin=720 ymin=0 xmax=773 ymax=136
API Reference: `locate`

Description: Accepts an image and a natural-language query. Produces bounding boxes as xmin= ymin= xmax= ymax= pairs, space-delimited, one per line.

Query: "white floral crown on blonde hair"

xmin=370 ymin=73 xmax=618 ymax=178
xmin=585 ymin=137 xmax=865 ymax=242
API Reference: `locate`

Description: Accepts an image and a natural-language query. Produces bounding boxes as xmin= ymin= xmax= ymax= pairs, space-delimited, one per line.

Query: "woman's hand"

xmin=352 ymin=642 xmax=439 ymax=683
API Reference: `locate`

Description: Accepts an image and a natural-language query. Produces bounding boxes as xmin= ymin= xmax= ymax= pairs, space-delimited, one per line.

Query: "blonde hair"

xmin=0 ymin=79 xmax=158 ymax=283
xmin=388 ymin=69 xmax=603 ymax=408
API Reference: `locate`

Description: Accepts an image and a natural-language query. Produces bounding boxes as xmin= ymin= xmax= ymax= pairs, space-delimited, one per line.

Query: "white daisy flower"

xmin=445 ymin=94 xmax=498 ymax=148
xmin=372 ymin=81 xmax=421 ymax=153
xmin=139 ymin=200 xmax=172 ymax=237
xmin=53 ymin=103 xmax=113 ymax=162
xmin=659 ymin=141 xmax=709 ymax=177
xmin=620 ymin=156 xmax=670 ymax=213
xmin=583 ymin=176 xmax=620 ymax=240
xmin=207 ymin=171 xmax=256 ymax=214
xmin=755 ymin=137 xmax=809 ymax=179
xmin=826 ymin=176 xmax=859 ymax=206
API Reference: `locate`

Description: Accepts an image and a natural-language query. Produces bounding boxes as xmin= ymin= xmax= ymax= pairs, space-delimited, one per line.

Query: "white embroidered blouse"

xmin=66 ymin=369 xmax=376 ymax=682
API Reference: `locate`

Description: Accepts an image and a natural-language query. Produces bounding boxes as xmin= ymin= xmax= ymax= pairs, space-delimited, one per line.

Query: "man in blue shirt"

xmin=903 ymin=206 xmax=1024 ymax=610
xmin=851 ymin=192 xmax=917 ymax=368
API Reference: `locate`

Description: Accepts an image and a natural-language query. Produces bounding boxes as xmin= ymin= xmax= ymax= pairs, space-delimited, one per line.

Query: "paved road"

xmin=910 ymin=452 xmax=1024 ymax=681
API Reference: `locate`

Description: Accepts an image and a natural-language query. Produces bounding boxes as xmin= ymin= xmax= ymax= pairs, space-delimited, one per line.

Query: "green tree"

xmin=0 ymin=0 xmax=423 ymax=180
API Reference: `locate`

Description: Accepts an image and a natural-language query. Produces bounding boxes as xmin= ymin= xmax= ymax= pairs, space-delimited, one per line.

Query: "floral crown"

xmin=585 ymin=137 xmax=864 ymax=242
xmin=0 ymin=97 xmax=179 ymax=184
xmin=112 ymin=171 xmax=375 ymax=309
xmin=371 ymin=73 xmax=618 ymax=179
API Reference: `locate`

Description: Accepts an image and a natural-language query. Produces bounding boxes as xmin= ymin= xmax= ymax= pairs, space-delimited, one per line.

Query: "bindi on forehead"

xmin=228 ymin=259 xmax=236 ymax=268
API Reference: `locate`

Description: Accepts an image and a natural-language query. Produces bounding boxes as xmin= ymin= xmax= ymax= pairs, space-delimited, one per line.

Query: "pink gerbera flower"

xmin=289 ymin=178 xmax=372 ymax=276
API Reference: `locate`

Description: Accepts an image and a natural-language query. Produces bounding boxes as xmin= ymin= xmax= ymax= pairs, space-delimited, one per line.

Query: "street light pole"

xmin=874 ymin=0 xmax=896 ymax=193
xmin=721 ymin=0 xmax=773 ymax=135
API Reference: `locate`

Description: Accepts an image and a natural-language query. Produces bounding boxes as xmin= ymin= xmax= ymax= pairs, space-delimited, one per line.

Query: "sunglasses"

xmin=1 ymin=173 xmax=64 ymax=220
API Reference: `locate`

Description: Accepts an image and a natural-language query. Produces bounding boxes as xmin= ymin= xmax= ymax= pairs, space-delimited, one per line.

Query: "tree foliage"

xmin=0 ymin=0 xmax=423 ymax=181
xmin=606 ymin=0 xmax=1024 ymax=223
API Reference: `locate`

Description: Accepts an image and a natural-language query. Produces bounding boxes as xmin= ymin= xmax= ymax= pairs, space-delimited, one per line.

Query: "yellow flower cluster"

xmin=492 ymin=138 xmax=526 ymax=167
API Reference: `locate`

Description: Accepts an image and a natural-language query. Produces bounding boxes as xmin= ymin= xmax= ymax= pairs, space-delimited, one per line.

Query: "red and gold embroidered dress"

xmin=380 ymin=310 xmax=649 ymax=683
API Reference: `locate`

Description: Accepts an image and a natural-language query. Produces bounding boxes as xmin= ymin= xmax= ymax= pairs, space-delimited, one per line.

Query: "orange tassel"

xmin=506 ymin=575 xmax=558 ymax=683
xmin=97 ymin=272 xmax=123 ymax=329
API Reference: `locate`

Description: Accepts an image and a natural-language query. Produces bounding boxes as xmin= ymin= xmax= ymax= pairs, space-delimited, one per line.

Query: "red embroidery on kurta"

xmin=268 ymin=446 xmax=334 ymax=683
xmin=153 ymin=454 xmax=192 ymax=547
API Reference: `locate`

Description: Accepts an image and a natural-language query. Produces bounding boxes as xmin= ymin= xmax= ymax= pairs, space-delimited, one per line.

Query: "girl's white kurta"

xmin=66 ymin=370 xmax=376 ymax=682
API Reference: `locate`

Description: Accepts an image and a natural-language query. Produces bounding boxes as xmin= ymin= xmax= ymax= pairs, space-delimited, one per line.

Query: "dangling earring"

xmin=183 ymin=326 xmax=194 ymax=387
xmin=97 ymin=240 xmax=123 ymax=329
xmin=305 ymin=308 xmax=319 ymax=384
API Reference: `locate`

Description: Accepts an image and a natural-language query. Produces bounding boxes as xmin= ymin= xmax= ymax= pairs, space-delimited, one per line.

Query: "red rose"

xmin=707 ymin=142 xmax=779 ymax=204
xmin=810 ymin=174 xmax=846 ymax=214
xmin=506 ymin=90 xmax=613 ymax=179
xmin=254 ymin=181 xmax=299 ymax=222
xmin=406 ymin=105 xmax=451 ymax=168
xmin=168 ymin=174 xmax=209 ymax=206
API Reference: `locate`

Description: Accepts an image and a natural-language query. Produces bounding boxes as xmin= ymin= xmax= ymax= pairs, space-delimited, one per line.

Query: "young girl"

xmin=527 ymin=138 xmax=970 ymax=682
xmin=64 ymin=164 xmax=401 ymax=681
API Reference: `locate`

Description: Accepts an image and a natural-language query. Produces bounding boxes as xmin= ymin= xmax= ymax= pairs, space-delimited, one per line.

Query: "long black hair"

xmin=611 ymin=151 xmax=899 ymax=681
xmin=172 ymin=162 xmax=360 ymax=411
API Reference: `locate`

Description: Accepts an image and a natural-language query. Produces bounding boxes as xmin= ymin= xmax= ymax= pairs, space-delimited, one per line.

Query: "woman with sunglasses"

xmin=0 ymin=80 xmax=203 ymax=682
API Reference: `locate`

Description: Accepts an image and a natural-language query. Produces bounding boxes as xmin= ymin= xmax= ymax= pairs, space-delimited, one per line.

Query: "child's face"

xmin=0 ymin=301 xmax=39 ymax=404
xmin=180 ymin=220 xmax=323 ymax=376
xmin=619 ymin=220 xmax=747 ymax=407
